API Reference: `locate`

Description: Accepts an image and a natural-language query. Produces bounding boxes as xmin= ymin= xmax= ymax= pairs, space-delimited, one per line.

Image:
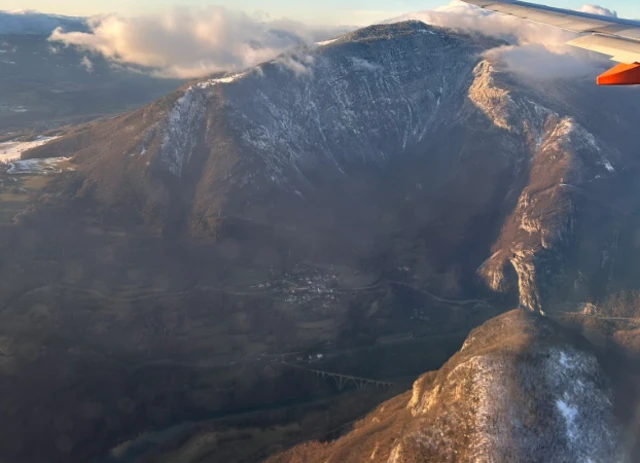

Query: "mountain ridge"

xmin=22 ymin=20 xmax=640 ymax=313
xmin=268 ymin=310 xmax=623 ymax=463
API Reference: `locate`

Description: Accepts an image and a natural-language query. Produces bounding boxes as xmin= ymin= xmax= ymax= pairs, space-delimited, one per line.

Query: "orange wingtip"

xmin=597 ymin=62 xmax=640 ymax=86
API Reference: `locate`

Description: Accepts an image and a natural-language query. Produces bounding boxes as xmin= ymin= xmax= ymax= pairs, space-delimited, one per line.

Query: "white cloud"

xmin=41 ymin=1 xmax=618 ymax=81
xmin=578 ymin=5 xmax=617 ymax=17
xmin=275 ymin=51 xmax=316 ymax=76
xmin=80 ymin=55 xmax=93 ymax=72
xmin=392 ymin=1 xmax=611 ymax=80
xmin=49 ymin=6 xmax=349 ymax=79
xmin=350 ymin=57 xmax=383 ymax=72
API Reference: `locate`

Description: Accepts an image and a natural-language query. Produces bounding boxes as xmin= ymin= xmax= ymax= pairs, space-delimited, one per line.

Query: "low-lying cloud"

xmin=49 ymin=6 xmax=349 ymax=78
xmin=392 ymin=1 xmax=613 ymax=80
xmin=43 ymin=1 xmax=618 ymax=81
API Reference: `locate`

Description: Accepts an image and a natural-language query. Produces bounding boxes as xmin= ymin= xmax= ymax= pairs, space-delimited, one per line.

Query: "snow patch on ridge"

xmin=8 ymin=156 xmax=70 ymax=174
xmin=545 ymin=347 xmax=620 ymax=462
xmin=556 ymin=399 xmax=579 ymax=442
xmin=160 ymin=87 xmax=208 ymax=176
xmin=316 ymin=37 xmax=340 ymax=46
xmin=198 ymin=71 xmax=251 ymax=88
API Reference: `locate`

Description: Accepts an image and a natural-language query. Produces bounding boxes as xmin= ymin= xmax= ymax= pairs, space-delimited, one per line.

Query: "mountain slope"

xmin=268 ymin=310 xmax=622 ymax=463
xmin=27 ymin=23 xmax=500 ymax=232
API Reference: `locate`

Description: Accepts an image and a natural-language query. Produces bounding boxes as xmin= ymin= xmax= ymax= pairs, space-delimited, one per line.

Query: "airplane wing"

xmin=461 ymin=0 xmax=640 ymax=85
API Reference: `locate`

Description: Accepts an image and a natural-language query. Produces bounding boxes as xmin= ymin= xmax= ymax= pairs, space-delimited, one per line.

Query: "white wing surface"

xmin=462 ymin=0 xmax=640 ymax=84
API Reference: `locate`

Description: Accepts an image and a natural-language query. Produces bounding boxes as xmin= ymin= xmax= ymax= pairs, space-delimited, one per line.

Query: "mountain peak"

xmin=342 ymin=20 xmax=441 ymax=42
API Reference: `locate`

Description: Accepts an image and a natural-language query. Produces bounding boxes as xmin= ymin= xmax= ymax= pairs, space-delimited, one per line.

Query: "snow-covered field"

xmin=0 ymin=136 xmax=59 ymax=163
xmin=0 ymin=104 xmax=28 ymax=113
xmin=7 ymin=157 xmax=71 ymax=175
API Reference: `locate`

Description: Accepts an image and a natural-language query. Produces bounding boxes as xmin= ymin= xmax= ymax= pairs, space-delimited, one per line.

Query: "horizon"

xmin=3 ymin=0 xmax=640 ymax=26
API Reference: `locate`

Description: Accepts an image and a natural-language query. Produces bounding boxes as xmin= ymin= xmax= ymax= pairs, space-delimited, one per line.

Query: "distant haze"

xmin=2 ymin=0 xmax=639 ymax=25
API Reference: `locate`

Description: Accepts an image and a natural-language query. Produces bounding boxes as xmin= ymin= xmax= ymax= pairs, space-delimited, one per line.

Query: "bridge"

xmin=284 ymin=363 xmax=394 ymax=391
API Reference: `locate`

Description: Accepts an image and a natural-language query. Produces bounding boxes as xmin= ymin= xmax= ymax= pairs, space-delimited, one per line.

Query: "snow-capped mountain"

xmin=29 ymin=20 xmax=640 ymax=314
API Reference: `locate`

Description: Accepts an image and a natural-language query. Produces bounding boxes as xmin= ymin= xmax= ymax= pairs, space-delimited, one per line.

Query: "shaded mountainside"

xmin=268 ymin=310 xmax=622 ymax=463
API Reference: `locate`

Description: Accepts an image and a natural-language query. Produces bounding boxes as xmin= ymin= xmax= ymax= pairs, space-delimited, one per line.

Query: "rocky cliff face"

xmin=471 ymin=63 xmax=622 ymax=312
xmin=268 ymin=310 xmax=623 ymax=463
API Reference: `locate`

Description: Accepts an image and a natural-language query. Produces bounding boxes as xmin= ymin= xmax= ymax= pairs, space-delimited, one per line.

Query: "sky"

xmin=5 ymin=0 xmax=640 ymax=25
